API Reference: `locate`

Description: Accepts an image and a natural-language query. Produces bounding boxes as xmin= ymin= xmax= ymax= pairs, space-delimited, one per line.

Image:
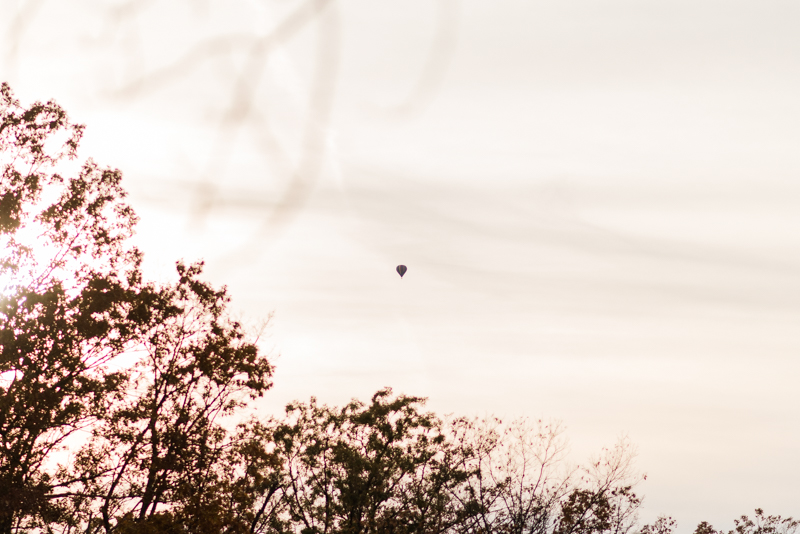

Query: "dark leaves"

xmin=0 ymin=83 xmax=273 ymax=533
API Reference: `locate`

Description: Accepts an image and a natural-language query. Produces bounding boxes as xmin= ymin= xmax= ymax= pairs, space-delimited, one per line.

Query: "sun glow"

xmin=0 ymin=208 xmax=87 ymax=301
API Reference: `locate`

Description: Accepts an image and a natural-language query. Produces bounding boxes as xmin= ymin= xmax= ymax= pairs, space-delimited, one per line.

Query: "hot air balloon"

xmin=396 ymin=265 xmax=407 ymax=278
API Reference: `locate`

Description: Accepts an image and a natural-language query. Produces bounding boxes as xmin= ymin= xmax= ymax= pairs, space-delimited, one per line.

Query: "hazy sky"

xmin=3 ymin=0 xmax=800 ymax=528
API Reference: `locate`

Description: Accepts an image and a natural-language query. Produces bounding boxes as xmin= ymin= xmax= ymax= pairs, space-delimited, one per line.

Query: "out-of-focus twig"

xmin=111 ymin=34 xmax=256 ymax=98
xmin=4 ymin=0 xmax=46 ymax=80
xmin=256 ymin=0 xmax=340 ymax=236
xmin=389 ymin=0 xmax=459 ymax=117
xmin=190 ymin=0 xmax=339 ymax=233
xmin=208 ymin=0 xmax=341 ymax=272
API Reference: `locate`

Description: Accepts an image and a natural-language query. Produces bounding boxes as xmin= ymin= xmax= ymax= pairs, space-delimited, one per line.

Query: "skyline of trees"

xmin=0 ymin=83 xmax=795 ymax=533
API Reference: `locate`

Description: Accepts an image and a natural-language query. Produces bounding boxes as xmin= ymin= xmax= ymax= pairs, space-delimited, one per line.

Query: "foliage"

xmin=449 ymin=418 xmax=641 ymax=534
xmin=448 ymin=417 xmax=571 ymax=534
xmin=0 ymin=83 xmax=273 ymax=533
xmin=231 ymin=388 xmax=471 ymax=534
xmin=692 ymin=510 xmax=799 ymax=534
xmin=206 ymin=391 xmax=642 ymax=534
xmin=0 ymin=80 xmax=139 ymax=533
xmin=640 ymin=517 xmax=676 ymax=534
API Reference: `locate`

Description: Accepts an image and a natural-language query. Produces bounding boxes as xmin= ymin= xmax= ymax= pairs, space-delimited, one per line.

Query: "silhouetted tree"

xmin=448 ymin=418 xmax=641 ymax=534
xmin=446 ymin=417 xmax=571 ymax=534
xmin=639 ymin=516 xmax=676 ymax=534
xmin=61 ymin=261 xmax=273 ymax=534
xmin=551 ymin=443 xmax=641 ymax=534
xmin=0 ymin=80 xmax=141 ymax=532
xmin=0 ymin=83 xmax=273 ymax=533
xmin=215 ymin=391 xmax=644 ymax=534
xmin=691 ymin=510 xmax=798 ymax=534
xmin=238 ymin=388 xmax=473 ymax=534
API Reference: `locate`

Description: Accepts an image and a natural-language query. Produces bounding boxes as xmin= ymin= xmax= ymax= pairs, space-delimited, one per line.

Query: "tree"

xmin=0 ymin=80 xmax=139 ymax=532
xmin=640 ymin=516 xmax=676 ymax=534
xmin=61 ymin=261 xmax=273 ymax=534
xmin=237 ymin=388 xmax=473 ymax=534
xmin=0 ymin=84 xmax=273 ymax=533
xmin=448 ymin=418 xmax=641 ymax=534
xmin=691 ymin=510 xmax=799 ymax=534
xmin=551 ymin=440 xmax=641 ymax=534
xmin=214 ymin=391 xmax=644 ymax=534
xmin=447 ymin=417 xmax=572 ymax=534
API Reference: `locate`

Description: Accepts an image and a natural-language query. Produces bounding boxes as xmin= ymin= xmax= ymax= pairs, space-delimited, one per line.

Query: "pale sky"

xmin=3 ymin=0 xmax=800 ymax=528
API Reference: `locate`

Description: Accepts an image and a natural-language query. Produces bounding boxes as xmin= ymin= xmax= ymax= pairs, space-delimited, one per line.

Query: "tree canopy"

xmin=0 ymin=82 xmax=272 ymax=532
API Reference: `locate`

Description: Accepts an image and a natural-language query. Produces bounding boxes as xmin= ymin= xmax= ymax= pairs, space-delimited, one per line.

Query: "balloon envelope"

xmin=396 ymin=265 xmax=407 ymax=278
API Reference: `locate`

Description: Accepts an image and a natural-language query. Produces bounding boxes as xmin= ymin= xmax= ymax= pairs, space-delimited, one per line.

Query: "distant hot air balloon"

xmin=396 ymin=265 xmax=407 ymax=278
